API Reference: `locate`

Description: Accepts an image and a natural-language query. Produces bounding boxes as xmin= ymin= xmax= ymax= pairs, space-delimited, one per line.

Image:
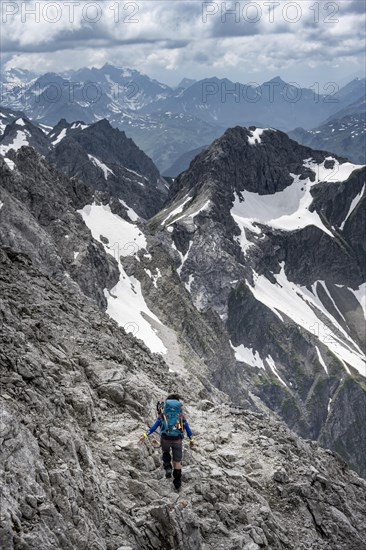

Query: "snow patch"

xmin=118 ymin=199 xmax=139 ymax=222
xmin=340 ymin=184 xmax=365 ymax=230
xmin=316 ymin=346 xmax=328 ymax=375
xmin=231 ymin=157 xmax=363 ymax=249
xmin=247 ymin=128 xmax=267 ymax=145
xmin=3 ymin=158 xmax=15 ymax=170
xmin=266 ymin=356 xmax=288 ymax=387
xmin=248 ymin=264 xmax=365 ymax=377
xmin=177 ymin=241 xmax=192 ymax=276
xmin=185 ymin=274 xmax=194 ymax=293
xmin=0 ymin=130 xmax=29 ymax=154
xmin=162 ymin=196 xmax=192 ymax=226
xmin=316 ymin=281 xmax=346 ymax=322
xmin=79 ymin=203 xmax=166 ymax=354
xmin=52 ymin=128 xmax=67 ymax=146
xmin=187 ymin=200 xmax=211 ymax=219
xmin=231 ymin=343 xmax=265 ymax=369
xmin=71 ymin=122 xmax=88 ymax=130
xmin=144 ymin=268 xmax=161 ymax=288
xmin=39 ymin=124 xmax=52 ymax=134
xmin=304 ymin=157 xmax=364 ymax=183
xmin=124 ymin=166 xmax=146 ymax=180
xmin=231 ymin=172 xmax=334 ymax=239
xmin=79 ymin=203 xmax=146 ymax=255
xmin=88 ymin=155 xmax=115 ymax=180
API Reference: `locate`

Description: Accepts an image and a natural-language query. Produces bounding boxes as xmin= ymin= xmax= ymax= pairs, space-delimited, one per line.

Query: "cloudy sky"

xmin=1 ymin=0 xmax=365 ymax=87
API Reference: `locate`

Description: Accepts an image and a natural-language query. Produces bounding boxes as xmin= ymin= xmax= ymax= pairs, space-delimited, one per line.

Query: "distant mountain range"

xmin=289 ymin=97 xmax=366 ymax=165
xmin=1 ymin=64 xmax=365 ymax=172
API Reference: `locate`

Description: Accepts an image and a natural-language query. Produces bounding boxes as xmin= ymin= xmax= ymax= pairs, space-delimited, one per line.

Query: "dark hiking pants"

xmin=161 ymin=437 xmax=183 ymax=470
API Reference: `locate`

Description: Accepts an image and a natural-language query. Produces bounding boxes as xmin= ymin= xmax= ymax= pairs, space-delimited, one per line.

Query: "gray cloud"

xmin=0 ymin=0 xmax=364 ymax=86
xmin=342 ymin=1 xmax=366 ymax=14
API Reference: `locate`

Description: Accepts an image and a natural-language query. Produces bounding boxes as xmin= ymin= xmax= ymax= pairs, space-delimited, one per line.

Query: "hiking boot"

xmin=165 ymin=467 xmax=172 ymax=479
xmin=173 ymin=468 xmax=182 ymax=490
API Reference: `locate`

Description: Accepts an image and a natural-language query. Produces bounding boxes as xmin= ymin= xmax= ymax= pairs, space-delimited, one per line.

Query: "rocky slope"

xmin=1 ymin=245 xmax=366 ymax=550
xmin=47 ymin=118 xmax=168 ymax=219
xmin=1 ymin=112 xmax=365 ymax=510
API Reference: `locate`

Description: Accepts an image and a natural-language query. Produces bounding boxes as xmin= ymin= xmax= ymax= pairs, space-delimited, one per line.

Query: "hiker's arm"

xmin=184 ymin=419 xmax=193 ymax=439
xmin=146 ymin=417 xmax=161 ymax=435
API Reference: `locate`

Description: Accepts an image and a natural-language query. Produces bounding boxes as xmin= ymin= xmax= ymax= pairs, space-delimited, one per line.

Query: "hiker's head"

xmin=167 ymin=393 xmax=180 ymax=401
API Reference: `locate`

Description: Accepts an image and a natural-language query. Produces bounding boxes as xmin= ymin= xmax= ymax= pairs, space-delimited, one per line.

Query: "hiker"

xmin=141 ymin=394 xmax=194 ymax=491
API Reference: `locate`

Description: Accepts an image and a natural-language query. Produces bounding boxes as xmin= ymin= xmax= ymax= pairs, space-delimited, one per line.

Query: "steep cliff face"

xmin=145 ymin=127 xmax=366 ymax=476
xmin=1 ymin=246 xmax=366 ymax=550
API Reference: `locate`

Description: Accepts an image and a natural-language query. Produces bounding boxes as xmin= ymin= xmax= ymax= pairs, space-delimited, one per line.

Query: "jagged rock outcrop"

xmin=1 ymin=245 xmax=366 ymax=550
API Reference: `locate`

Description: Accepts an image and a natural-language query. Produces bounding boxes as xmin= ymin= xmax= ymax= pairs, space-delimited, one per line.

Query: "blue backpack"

xmin=160 ymin=399 xmax=184 ymax=437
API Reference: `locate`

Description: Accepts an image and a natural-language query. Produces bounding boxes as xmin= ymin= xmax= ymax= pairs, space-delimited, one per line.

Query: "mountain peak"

xmin=265 ymin=76 xmax=287 ymax=85
xmin=167 ymin=124 xmax=344 ymax=203
xmin=176 ymin=77 xmax=197 ymax=90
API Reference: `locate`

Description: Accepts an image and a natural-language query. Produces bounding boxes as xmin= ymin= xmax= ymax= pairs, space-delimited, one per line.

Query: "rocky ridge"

xmin=1 ymin=245 xmax=366 ymax=550
xmin=0 ymin=149 xmax=119 ymax=309
xmin=0 ymin=116 xmax=168 ymax=219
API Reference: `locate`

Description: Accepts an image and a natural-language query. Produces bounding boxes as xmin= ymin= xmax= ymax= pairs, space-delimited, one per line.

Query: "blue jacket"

xmin=147 ymin=416 xmax=193 ymax=439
